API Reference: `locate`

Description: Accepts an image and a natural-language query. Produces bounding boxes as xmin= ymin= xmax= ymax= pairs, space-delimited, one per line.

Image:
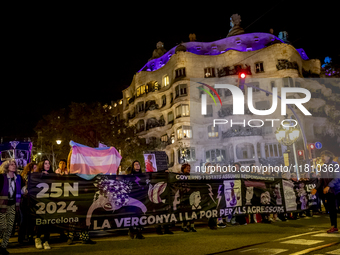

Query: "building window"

xmin=175 ymin=84 xmax=187 ymax=98
xmin=161 ymin=134 xmax=168 ymax=142
xmin=169 ymin=150 xmax=174 ymax=165
xmin=175 ymin=104 xmax=189 ymax=118
xmin=271 ymin=81 xmax=275 ymax=90
xmin=136 ymin=119 xmax=144 ymax=132
xmin=136 ymin=101 xmax=144 ymax=113
xmin=283 ymin=77 xmax=294 ymax=87
xmin=170 ymin=93 xmax=173 ymax=103
xmin=204 ymin=67 xmax=215 ymax=78
xmin=205 ymin=105 xmax=213 ymax=117
xmin=264 ymin=143 xmax=282 ymax=158
xmin=136 ymin=85 xmax=146 ymax=97
xmin=178 ymin=147 xmax=195 ymax=164
xmin=171 ymin=133 xmax=175 ymax=144
xmin=208 ymin=125 xmax=219 ymax=138
xmin=255 ymin=100 xmax=271 ymax=110
xmin=177 ymin=126 xmax=192 ymax=140
xmin=255 ymin=62 xmax=264 ymax=73
xmin=161 ymin=95 xmax=166 ymax=107
xmin=163 ymin=75 xmax=169 ymax=87
xmin=262 ymin=121 xmax=273 ymax=134
xmin=210 ymin=88 xmax=223 ymax=97
xmin=225 ymin=89 xmax=232 ymax=97
xmin=168 ymin=111 xmax=174 ymax=124
xmin=248 ymin=82 xmax=260 ymax=93
xmin=236 ymin=143 xmax=255 ymax=159
xmin=175 ymin=68 xmax=186 ymax=78
xmin=205 ymin=149 xmax=226 ymax=163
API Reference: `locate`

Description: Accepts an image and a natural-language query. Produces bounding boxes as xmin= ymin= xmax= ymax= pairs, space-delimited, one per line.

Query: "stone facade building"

xmin=110 ymin=18 xmax=323 ymax=173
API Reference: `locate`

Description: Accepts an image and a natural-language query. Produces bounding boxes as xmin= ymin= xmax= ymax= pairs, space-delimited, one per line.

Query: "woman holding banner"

xmin=128 ymin=160 xmax=146 ymax=239
xmin=34 ymin=159 xmax=53 ymax=249
xmin=0 ymin=159 xmax=26 ymax=255
xmin=181 ymin=163 xmax=197 ymax=232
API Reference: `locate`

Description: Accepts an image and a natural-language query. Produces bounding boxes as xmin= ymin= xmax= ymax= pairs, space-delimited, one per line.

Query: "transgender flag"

xmin=69 ymin=140 xmax=122 ymax=180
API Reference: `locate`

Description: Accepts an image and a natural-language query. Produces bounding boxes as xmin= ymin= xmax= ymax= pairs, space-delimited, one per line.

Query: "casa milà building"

xmin=113 ymin=14 xmax=323 ymax=173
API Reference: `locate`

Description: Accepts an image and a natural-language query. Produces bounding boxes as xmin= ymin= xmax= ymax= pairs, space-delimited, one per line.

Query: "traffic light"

xmin=238 ymin=70 xmax=246 ymax=89
xmin=297 ymin=150 xmax=305 ymax=161
xmin=309 ymin=143 xmax=316 ymax=159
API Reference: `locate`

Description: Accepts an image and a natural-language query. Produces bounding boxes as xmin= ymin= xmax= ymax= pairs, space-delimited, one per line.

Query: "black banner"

xmin=28 ymin=173 xmax=317 ymax=230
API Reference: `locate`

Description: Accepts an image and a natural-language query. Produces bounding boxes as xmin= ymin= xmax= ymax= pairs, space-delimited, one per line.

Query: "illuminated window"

xmin=177 ymin=126 xmax=192 ymax=139
xmin=136 ymin=85 xmax=146 ymax=97
xmin=175 ymin=104 xmax=189 ymax=118
xmin=119 ymin=100 xmax=123 ymax=105
xmin=140 ymin=85 xmax=146 ymax=94
xmin=208 ymin=125 xmax=219 ymax=138
xmin=206 ymin=149 xmax=226 ymax=163
xmin=178 ymin=148 xmax=195 ymax=164
xmin=163 ymin=75 xmax=169 ymax=87
xmin=204 ymin=67 xmax=215 ymax=78
xmin=161 ymin=134 xmax=168 ymax=142
xmin=171 ymin=133 xmax=175 ymax=143
xmin=114 ymin=103 xmax=117 ymax=107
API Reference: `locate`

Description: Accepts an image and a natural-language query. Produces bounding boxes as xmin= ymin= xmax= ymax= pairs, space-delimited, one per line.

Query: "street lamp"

xmin=56 ymin=140 xmax=62 ymax=145
xmin=275 ymin=121 xmax=301 ymax=179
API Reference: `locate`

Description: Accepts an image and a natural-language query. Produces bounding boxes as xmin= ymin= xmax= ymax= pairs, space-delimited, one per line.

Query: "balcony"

xmin=222 ymin=126 xmax=262 ymax=138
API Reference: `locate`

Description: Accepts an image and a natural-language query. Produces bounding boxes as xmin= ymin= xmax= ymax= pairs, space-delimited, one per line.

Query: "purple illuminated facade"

xmin=138 ymin=33 xmax=309 ymax=73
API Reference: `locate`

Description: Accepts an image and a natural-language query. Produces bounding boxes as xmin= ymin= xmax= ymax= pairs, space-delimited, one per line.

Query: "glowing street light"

xmin=275 ymin=120 xmax=301 ymax=179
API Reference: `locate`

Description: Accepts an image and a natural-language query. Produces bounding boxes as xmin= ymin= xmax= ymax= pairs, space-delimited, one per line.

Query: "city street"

xmin=6 ymin=214 xmax=339 ymax=255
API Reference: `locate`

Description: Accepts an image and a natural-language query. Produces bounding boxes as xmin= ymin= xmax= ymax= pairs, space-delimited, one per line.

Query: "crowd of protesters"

xmin=0 ymin=150 xmax=339 ymax=254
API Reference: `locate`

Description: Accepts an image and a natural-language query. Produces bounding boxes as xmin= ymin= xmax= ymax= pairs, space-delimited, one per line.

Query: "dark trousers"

xmin=36 ymin=225 xmax=50 ymax=243
xmin=325 ymin=193 xmax=338 ymax=228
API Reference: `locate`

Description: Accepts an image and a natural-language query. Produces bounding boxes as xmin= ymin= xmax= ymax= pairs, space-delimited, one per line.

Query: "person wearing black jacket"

xmin=34 ymin=160 xmax=53 ymax=249
xmin=127 ymin=160 xmax=145 ymax=239
xmin=311 ymin=150 xmax=340 ymax=233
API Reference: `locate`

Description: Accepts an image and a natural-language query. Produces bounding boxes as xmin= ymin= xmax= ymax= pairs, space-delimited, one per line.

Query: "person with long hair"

xmin=18 ymin=162 xmax=37 ymax=245
xmin=0 ymin=159 xmax=26 ymax=255
xmin=34 ymin=159 xmax=52 ymax=249
xmin=55 ymin=159 xmax=68 ymax=175
xmin=181 ymin=163 xmax=197 ymax=232
xmin=127 ymin=160 xmax=145 ymax=239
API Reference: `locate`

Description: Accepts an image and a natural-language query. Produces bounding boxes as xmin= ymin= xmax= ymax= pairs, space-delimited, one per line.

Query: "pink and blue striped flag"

xmin=69 ymin=140 xmax=122 ymax=180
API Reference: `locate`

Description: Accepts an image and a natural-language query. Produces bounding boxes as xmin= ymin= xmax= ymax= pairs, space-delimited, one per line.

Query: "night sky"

xmin=2 ymin=2 xmax=339 ymax=140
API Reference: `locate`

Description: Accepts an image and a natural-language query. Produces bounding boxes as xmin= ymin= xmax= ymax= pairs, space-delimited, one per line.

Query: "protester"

xmin=311 ymin=150 xmax=340 ymax=233
xmin=180 ymin=163 xmax=197 ymax=232
xmin=55 ymin=159 xmax=68 ymax=175
xmin=0 ymin=159 xmax=26 ymax=255
xmin=18 ymin=162 xmax=37 ymax=245
xmin=55 ymin=163 xmax=96 ymax=245
xmin=34 ymin=159 xmax=53 ymax=249
xmin=127 ymin=160 xmax=145 ymax=239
